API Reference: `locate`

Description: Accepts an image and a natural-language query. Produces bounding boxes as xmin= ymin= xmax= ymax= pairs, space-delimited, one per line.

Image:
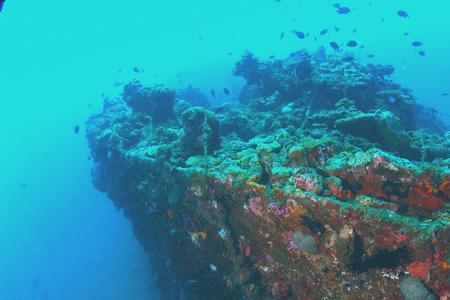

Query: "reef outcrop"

xmin=86 ymin=49 xmax=450 ymax=299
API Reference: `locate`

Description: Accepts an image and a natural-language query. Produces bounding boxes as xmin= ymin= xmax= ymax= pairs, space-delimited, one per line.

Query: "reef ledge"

xmin=86 ymin=49 xmax=449 ymax=299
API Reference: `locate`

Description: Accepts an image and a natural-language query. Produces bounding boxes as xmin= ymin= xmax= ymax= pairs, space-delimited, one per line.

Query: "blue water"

xmin=0 ymin=1 xmax=449 ymax=299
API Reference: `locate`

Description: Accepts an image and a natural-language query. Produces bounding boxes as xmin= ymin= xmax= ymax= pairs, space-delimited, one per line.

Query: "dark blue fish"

xmin=334 ymin=26 xmax=340 ymax=32
xmin=320 ymin=29 xmax=328 ymax=35
xmin=337 ymin=6 xmax=350 ymax=14
xmin=418 ymin=50 xmax=426 ymax=56
xmin=210 ymin=89 xmax=216 ymax=98
xmin=280 ymin=32 xmax=285 ymax=40
xmin=347 ymin=40 xmax=358 ymax=47
xmin=367 ymin=54 xmax=375 ymax=58
xmin=343 ymin=55 xmax=354 ymax=62
xmin=74 ymin=125 xmax=80 ymax=134
xmin=352 ymin=28 xmax=358 ymax=33
xmin=292 ymin=30 xmax=305 ymax=39
xmin=412 ymin=41 xmax=423 ymax=47
xmin=223 ymin=88 xmax=230 ymax=95
xmin=442 ymin=93 xmax=449 ymax=96
xmin=397 ymin=10 xmax=409 ymax=18
xmin=0 ymin=0 xmax=5 ymax=12
xmin=133 ymin=67 xmax=141 ymax=73
xmin=330 ymin=41 xmax=340 ymax=51
xmin=404 ymin=32 xmax=410 ymax=36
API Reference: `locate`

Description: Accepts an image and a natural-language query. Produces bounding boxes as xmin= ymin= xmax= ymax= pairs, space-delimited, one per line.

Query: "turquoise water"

xmin=0 ymin=1 xmax=449 ymax=299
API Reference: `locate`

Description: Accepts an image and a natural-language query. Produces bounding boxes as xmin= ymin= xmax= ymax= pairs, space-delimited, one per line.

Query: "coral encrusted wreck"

xmin=86 ymin=49 xmax=450 ymax=300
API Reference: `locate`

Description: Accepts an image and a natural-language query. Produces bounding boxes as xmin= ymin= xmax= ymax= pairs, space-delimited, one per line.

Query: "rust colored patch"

xmin=407 ymin=258 xmax=432 ymax=282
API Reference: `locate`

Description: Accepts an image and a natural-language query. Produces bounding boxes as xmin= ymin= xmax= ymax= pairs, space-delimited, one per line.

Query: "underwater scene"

xmin=1 ymin=0 xmax=450 ymax=299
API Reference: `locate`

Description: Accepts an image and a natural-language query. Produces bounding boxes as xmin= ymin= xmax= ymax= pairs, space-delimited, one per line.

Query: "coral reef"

xmin=86 ymin=49 xmax=449 ymax=299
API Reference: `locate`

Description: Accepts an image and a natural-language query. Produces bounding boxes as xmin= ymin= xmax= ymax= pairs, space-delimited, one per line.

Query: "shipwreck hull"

xmin=87 ymin=50 xmax=449 ymax=299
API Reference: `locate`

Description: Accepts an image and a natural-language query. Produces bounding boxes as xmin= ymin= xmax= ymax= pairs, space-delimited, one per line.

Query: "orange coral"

xmin=273 ymin=187 xmax=285 ymax=199
xmin=280 ymin=199 xmax=308 ymax=228
xmin=407 ymin=258 xmax=432 ymax=282
xmin=246 ymin=180 xmax=267 ymax=195
xmin=439 ymin=177 xmax=450 ymax=198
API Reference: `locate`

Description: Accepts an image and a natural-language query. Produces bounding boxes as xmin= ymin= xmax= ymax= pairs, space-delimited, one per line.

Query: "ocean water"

xmin=0 ymin=1 xmax=449 ymax=300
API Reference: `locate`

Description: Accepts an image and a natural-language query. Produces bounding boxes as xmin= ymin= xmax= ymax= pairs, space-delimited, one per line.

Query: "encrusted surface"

xmin=87 ymin=50 xmax=449 ymax=299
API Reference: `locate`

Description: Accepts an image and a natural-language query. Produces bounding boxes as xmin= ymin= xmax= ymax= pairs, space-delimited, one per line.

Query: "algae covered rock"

xmin=400 ymin=277 xmax=437 ymax=300
xmin=123 ymin=80 xmax=175 ymax=123
xmin=181 ymin=107 xmax=220 ymax=155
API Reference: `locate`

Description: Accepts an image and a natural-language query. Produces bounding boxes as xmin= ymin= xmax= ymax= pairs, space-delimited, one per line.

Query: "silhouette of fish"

xmin=0 ymin=0 xmax=5 ymax=12
xmin=347 ymin=40 xmax=358 ymax=47
xmin=223 ymin=88 xmax=230 ymax=95
xmin=330 ymin=41 xmax=340 ymax=51
xmin=320 ymin=29 xmax=328 ymax=35
xmin=74 ymin=125 xmax=80 ymax=134
xmin=412 ymin=41 xmax=423 ymax=47
xmin=210 ymin=89 xmax=216 ymax=98
xmin=397 ymin=10 xmax=409 ymax=18
xmin=334 ymin=4 xmax=350 ymax=14
xmin=418 ymin=50 xmax=426 ymax=56
xmin=280 ymin=32 xmax=285 ymax=40
xmin=442 ymin=93 xmax=449 ymax=96
xmin=293 ymin=30 xmax=305 ymax=39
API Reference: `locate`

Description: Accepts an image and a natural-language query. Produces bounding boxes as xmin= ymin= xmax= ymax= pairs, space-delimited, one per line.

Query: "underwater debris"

xmin=86 ymin=48 xmax=450 ymax=300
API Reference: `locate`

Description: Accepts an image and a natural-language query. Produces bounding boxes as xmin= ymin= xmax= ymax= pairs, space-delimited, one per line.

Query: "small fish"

xmin=352 ymin=28 xmax=357 ymax=33
xmin=330 ymin=41 xmax=340 ymax=51
xmin=223 ymin=88 xmax=230 ymax=95
xmin=320 ymin=29 xmax=328 ymax=35
xmin=442 ymin=93 xmax=449 ymax=96
xmin=367 ymin=54 xmax=375 ymax=58
xmin=346 ymin=40 xmax=358 ymax=47
xmin=337 ymin=6 xmax=350 ymax=14
xmin=280 ymin=32 xmax=285 ymax=40
xmin=404 ymin=32 xmax=410 ymax=36
xmin=210 ymin=89 xmax=216 ymax=98
xmin=269 ymin=55 xmax=275 ymax=59
xmin=397 ymin=10 xmax=409 ymax=18
xmin=133 ymin=67 xmax=140 ymax=73
xmin=292 ymin=30 xmax=305 ymax=39
xmin=334 ymin=26 xmax=340 ymax=32
xmin=74 ymin=125 xmax=80 ymax=134
xmin=412 ymin=41 xmax=423 ymax=47
xmin=343 ymin=55 xmax=354 ymax=62
xmin=0 ymin=0 xmax=5 ymax=12
xmin=418 ymin=50 xmax=426 ymax=56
